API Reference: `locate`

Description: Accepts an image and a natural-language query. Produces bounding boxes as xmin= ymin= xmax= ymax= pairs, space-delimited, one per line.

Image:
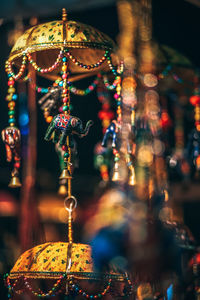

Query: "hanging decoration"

xmin=4 ymin=155 xmax=134 ymax=299
xmin=2 ymin=7 xmax=118 ymax=189
xmin=3 ymin=9 xmax=136 ymax=299
xmin=187 ymin=74 xmax=200 ymax=173
xmin=94 ymin=78 xmax=115 ymax=182
xmin=4 ymin=194 xmax=134 ymax=299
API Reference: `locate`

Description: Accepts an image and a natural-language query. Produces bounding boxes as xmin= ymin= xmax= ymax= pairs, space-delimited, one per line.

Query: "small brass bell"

xmin=128 ymin=166 xmax=136 ymax=186
xmin=8 ymin=174 xmax=22 ymax=188
xmin=58 ymin=184 xmax=68 ymax=196
xmin=112 ymin=162 xmax=122 ymax=182
xmin=59 ymin=169 xmax=72 ymax=180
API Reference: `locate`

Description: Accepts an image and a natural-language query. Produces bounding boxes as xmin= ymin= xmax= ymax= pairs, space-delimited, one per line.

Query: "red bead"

xmin=190 ymin=95 xmax=200 ymax=106
xmin=160 ymin=111 xmax=172 ymax=128
xmin=62 ymin=74 xmax=67 ymax=79
xmin=14 ymin=162 xmax=20 ymax=168
xmin=113 ymin=149 xmax=118 ymax=155
xmin=8 ymin=80 xmax=14 ymax=86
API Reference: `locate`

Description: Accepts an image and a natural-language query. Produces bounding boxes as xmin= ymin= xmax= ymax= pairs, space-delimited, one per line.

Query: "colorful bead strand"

xmin=64 ymin=49 xmax=109 ymax=70
xmin=60 ymin=55 xmax=72 ymax=196
xmin=61 ymin=56 xmax=70 ymax=114
xmin=23 ymin=274 xmax=66 ymax=298
xmin=5 ymin=53 xmax=28 ymax=81
xmin=69 ymin=74 xmax=101 ymax=95
xmin=7 ymin=77 xmax=16 ymax=126
xmin=71 ymin=278 xmax=112 ymax=298
xmin=102 ymin=74 xmax=118 ymax=90
xmin=27 ymin=50 xmax=63 ymax=73
xmin=106 ymin=55 xmax=123 ymax=76
xmin=4 ymin=274 xmax=19 ymax=299
xmin=115 ymin=76 xmax=122 ymax=122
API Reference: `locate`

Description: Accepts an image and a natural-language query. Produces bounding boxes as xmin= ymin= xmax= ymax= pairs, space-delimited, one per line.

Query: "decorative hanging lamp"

xmin=2 ymin=8 xmax=118 ymax=189
xmin=4 ymin=196 xmax=134 ymax=299
xmin=8 ymin=8 xmax=117 ymax=81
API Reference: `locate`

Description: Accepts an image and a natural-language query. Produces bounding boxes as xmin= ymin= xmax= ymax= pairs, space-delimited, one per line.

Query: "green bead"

xmin=62 ymin=105 xmax=68 ymax=111
xmin=114 ymin=156 xmax=119 ymax=162
xmin=8 ymin=110 xmax=15 ymax=115
xmin=64 ymin=152 xmax=69 ymax=158
xmin=98 ymin=295 xmax=102 ymax=298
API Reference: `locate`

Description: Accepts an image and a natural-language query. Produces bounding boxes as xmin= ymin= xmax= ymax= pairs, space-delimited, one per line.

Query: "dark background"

xmin=0 ymin=0 xmax=200 ymax=293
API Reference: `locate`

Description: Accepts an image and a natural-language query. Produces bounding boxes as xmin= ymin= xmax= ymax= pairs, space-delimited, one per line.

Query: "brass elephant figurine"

xmin=2 ymin=126 xmax=21 ymax=163
xmin=44 ymin=113 xmax=93 ymax=146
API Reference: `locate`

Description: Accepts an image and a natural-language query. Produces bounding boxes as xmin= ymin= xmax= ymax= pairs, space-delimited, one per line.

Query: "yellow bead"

xmin=62 ymin=65 xmax=67 ymax=72
xmin=46 ymin=116 xmax=53 ymax=123
xmin=8 ymin=88 xmax=15 ymax=94
xmin=6 ymin=95 xmax=13 ymax=101
xmin=8 ymin=101 xmax=15 ymax=108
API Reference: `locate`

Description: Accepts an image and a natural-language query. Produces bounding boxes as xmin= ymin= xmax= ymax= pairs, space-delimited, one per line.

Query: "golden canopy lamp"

xmin=4 ymin=195 xmax=134 ymax=299
xmin=2 ymin=8 xmax=117 ymax=191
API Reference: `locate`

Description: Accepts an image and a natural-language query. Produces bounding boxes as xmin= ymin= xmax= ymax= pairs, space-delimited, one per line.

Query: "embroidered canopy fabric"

xmin=9 ymin=242 xmax=124 ymax=281
xmin=8 ymin=20 xmax=117 ymax=79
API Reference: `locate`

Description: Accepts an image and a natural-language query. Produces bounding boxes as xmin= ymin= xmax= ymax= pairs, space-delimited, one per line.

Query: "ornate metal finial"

xmin=62 ymin=8 xmax=67 ymax=22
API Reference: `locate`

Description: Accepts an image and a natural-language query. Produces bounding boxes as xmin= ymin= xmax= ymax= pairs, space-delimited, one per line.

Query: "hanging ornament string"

xmin=5 ymin=53 xmax=28 ymax=81
xmin=64 ymin=195 xmax=77 ymax=245
xmin=58 ymin=73 xmax=102 ymax=96
xmin=102 ymin=74 xmax=119 ymax=90
xmin=64 ymin=48 xmax=108 ymax=70
xmin=22 ymin=73 xmax=102 ymax=96
xmin=2 ymin=50 xmax=23 ymax=187
xmin=106 ymin=55 xmax=123 ymax=76
xmin=27 ymin=50 xmax=63 ymax=73
xmin=23 ymin=275 xmax=65 ymax=298
xmin=71 ymin=278 xmax=112 ymax=298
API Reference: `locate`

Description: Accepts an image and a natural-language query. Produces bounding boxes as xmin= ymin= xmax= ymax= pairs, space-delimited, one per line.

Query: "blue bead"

xmin=62 ymin=57 xmax=67 ymax=62
xmin=12 ymin=94 xmax=18 ymax=100
xmin=59 ymin=81 xmax=63 ymax=86
xmin=90 ymin=296 xmax=94 ymax=299
xmin=8 ymin=118 xmax=15 ymax=123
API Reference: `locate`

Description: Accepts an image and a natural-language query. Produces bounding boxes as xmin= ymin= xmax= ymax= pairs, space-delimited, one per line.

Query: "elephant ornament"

xmin=102 ymin=120 xmax=121 ymax=149
xmin=2 ymin=126 xmax=21 ymax=164
xmin=44 ymin=113 xmax=93 ymax=146
xmin=102 ymin=120 xmax=134 ymax=153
